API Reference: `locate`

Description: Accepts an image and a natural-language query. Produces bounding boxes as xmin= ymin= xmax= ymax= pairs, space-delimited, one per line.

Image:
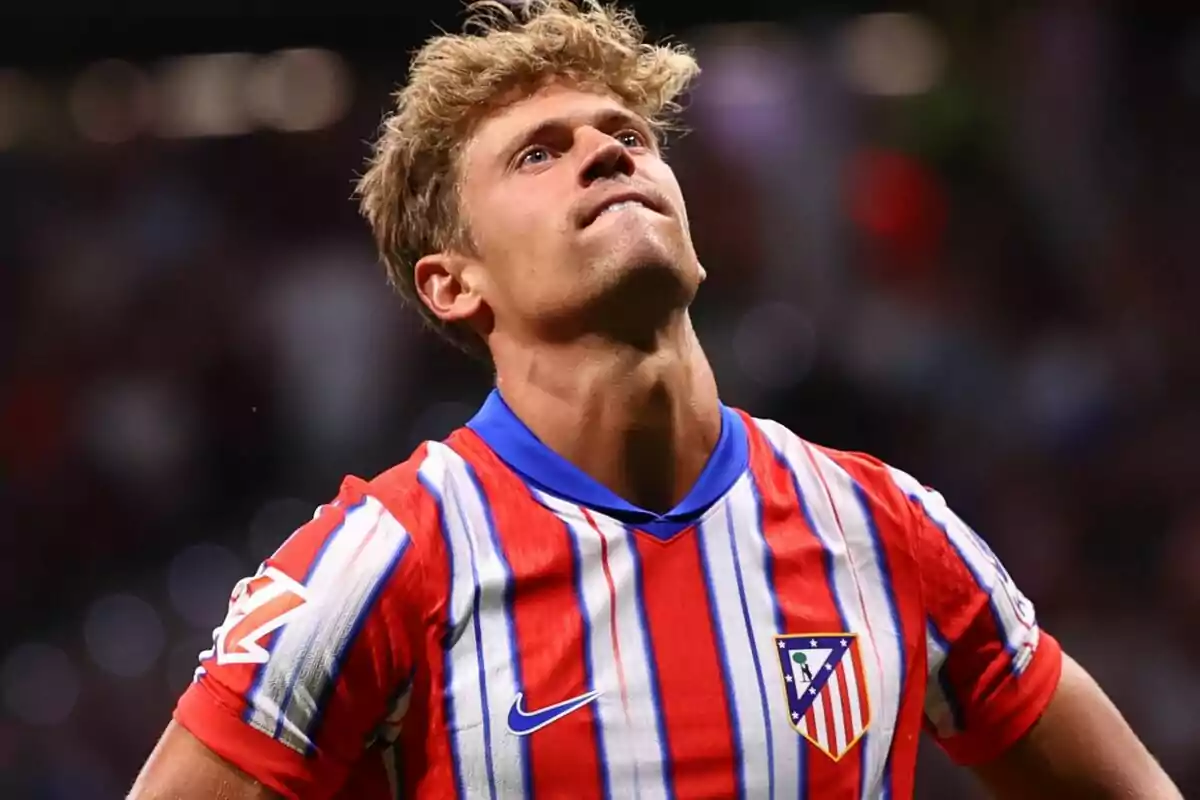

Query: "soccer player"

xmin=131 ymin=2 xmax=1180 ymax=798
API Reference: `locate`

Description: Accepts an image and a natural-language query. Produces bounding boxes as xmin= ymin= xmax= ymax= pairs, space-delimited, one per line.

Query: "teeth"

xmin=598 ymin=200 xmax=644 ymax=216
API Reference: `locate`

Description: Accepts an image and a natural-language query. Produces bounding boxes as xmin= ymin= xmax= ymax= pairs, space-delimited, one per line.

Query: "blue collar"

xmin=466 ymin=389 xmax=749 ymax=539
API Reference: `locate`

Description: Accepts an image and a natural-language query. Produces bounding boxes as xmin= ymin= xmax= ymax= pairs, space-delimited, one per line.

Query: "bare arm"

xmin=972 ymin=654 xmax=1181 ymax=800
xmin=128 ymin=721 xmax=278 ymax=800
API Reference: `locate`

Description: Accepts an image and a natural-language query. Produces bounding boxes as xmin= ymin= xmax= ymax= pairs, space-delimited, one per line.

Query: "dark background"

xmin=3 ymin=1 xmax=1200 ymax=797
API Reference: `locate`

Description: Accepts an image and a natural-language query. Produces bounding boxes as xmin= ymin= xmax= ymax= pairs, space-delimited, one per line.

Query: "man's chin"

xmin=596 ymin=227 xmax=698 ymax=278
xmin=577 ymin=258 xmax=698 ymax=342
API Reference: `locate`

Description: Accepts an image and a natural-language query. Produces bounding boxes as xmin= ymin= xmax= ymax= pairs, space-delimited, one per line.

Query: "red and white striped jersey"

xmin=175 ymin=390 xmax=1062 ymax=799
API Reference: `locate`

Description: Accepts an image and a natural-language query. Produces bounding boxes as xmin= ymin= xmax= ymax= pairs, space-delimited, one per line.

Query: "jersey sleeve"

xmin=174 ymin=477 xmax=424 ymax=799
xmin=887 ymin=466 xmax=1063 ymax=766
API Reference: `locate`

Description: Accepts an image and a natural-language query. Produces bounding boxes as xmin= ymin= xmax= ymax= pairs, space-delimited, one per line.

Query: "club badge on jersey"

xmin=775 ymin=633 xmax=871 ymax=761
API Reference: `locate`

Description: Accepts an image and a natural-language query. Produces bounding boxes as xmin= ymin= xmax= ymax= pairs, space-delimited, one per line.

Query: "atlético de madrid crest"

xmin=774 ymin=633 xmax=871 ymax=761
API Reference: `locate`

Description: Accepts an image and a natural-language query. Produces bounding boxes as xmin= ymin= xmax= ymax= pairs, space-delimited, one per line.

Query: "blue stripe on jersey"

xmin=417 ymin=473 xmax=471 ymax=800
xmin=562 ymin=514 xmax=613 ymax=800
xmin=926 ymin=618 xmax=965 ymax=731
xmin=724 ymin=498 xmax=777 ymax=800
xmin=242 ymin=500 xmax=362 ymax=725
xmin=850 ymin=481 xmax=906 ymax=800
xmin=625 ymin=529 xmax=676 ymax=799
xmin=908 ymin=495 xmax=1019 ymax=664
xmin=302 ymin=534 xmax=411 ymax=755
xmin=463 ymin=462 xmax=533 ymax=800
xmin=745 ymin=470 xmax=796 ymax=799
xmin=692 ymin=523 xmax=748 ymax=800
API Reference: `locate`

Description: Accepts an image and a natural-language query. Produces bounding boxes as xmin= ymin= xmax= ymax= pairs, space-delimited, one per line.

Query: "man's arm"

xmin=129 ymin=721 xmax=275 ymax=800
xmin=973 ymin=653 xmax=1181 ymax=799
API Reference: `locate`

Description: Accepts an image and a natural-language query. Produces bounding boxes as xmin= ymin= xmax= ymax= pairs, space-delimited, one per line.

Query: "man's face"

xmin=451 ymin=82 xmax=703 ymax=344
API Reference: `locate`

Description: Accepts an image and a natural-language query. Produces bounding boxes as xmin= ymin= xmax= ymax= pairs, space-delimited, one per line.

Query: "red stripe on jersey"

xmin=369 ymin=445 xmax=460 ymax=800
xmin=741 ymin=416 xmax=863 ymax=796
xmin=804 ymin=705 xmax=818 ymax=738
xmin=819 ymin=447 xmax=927 ymax=799
xmin=835 ymin=661 xmax=856 ymax=746
xmin=631 ymin=531 xmax=738 ymax=800
xmin=457 ymin=433 xmax=606 ymax=800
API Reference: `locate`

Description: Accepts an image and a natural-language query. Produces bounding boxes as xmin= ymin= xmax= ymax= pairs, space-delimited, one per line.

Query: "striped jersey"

xmin=175 ymin=390 xmax=1062 ymax=799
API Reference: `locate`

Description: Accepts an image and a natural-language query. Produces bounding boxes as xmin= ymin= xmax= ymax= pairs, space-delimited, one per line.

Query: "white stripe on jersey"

xmin=811 ymin=693 xmax=831 ymax=751
xmin=417 ymin=454 xmax=486 ymax=796
xmin=753 ymin=419 xmax=902 ymax=800
xmin=422 ymin=442 xmax=527 ymax=800
xmin=246 ymin=495 xmax=410 ymax=753
xmin=702 ymin=476 xmax=804 ymax=799
xmin=536 ymin=491 xmax=670 ymax=800
xmin=886 ymin=466 xmax=1040 ymax=676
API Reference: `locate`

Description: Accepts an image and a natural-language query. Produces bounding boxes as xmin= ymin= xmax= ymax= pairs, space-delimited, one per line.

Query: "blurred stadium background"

xmin=3 ymin=1 xmax=1200 ymax=797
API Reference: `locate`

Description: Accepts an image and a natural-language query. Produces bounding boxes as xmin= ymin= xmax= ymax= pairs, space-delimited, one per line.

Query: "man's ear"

xmin=413 ymin=251 xmax=486 ymax=325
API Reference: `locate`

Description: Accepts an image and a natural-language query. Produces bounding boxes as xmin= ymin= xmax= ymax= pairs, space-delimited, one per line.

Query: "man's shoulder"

xmin=739 ymin=411 xmax=916 ymax=528
xmin=740 ymin=411 xmax=897 ymax=481
xmin=355 ymin=427 xmax=502 ymax=533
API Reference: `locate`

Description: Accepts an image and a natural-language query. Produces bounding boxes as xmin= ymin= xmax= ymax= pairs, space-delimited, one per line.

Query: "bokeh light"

xmin=837 ymin=13 xmax=946 ymax=97
xmin=155 ymin=53 xmax=256 ymax=137
xmin=68 ymin=59 xmax=153 ymax=144
xmin=246 ymin=48 xmax=352 ymax=132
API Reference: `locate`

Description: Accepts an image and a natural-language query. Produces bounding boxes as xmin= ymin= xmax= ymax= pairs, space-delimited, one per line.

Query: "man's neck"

xmin=490 ymin=316 xmax=722 ymax=514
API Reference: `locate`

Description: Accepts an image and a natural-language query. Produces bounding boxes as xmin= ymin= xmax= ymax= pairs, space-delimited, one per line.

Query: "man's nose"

xmin=577 ymin=128 xmax=635 ymax=185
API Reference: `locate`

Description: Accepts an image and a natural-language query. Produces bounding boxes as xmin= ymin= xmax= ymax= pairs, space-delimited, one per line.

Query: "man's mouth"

xmin=583 ymin=192 xmax=664 ymax=226
xmin=596 ymin=199 xmax=649 ymax=217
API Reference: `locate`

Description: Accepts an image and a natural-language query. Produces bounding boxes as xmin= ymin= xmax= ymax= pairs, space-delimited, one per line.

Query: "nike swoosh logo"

xmin=506 ymin=690 xmax=600 ymax=736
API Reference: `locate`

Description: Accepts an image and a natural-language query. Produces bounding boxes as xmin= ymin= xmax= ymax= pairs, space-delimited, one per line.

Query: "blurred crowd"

xmin=3 ymin=4 xmax=1200 ymax=798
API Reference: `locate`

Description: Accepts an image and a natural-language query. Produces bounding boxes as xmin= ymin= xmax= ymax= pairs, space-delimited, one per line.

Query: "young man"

xmin=131 ymin=2 xmax=1180 ymax=798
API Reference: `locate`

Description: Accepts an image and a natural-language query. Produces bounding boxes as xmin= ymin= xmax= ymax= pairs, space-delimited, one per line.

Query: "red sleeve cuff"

xmin=175 ymin=679 xmax=348 ymax=799
xmin=937 ymin=631 xmax=1064 ymax=766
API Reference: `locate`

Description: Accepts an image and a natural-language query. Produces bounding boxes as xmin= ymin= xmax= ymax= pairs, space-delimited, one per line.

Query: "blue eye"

xmin=519 ymin=146 xmax=552 ymax=167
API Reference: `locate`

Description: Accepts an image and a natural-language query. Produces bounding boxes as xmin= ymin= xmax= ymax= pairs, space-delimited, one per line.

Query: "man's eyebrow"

xmin=498 ymin=108 xmax=657 ymax=163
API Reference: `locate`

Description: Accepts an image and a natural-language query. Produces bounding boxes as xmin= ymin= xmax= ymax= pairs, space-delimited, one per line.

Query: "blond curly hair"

xmin=356 ymin=0 xmax=700 ymax=354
